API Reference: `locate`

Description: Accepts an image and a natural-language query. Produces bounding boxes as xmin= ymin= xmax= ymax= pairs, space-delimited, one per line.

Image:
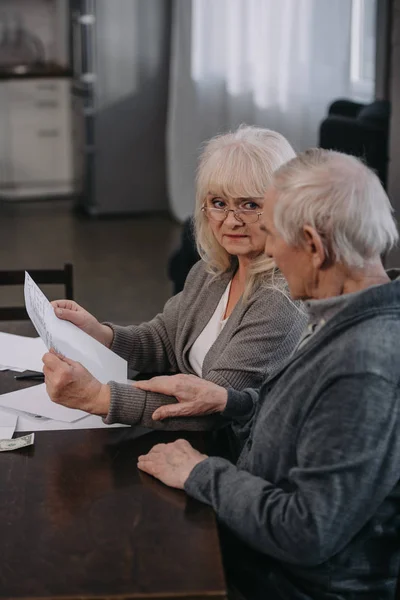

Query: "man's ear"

xmin=303 ymin=225 xmax=326 ymax=268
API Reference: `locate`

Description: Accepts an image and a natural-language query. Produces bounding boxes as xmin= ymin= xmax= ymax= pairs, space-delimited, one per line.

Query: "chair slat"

xmin=0 ymin=263 xmax=74 ymax=321
xmin=0 ymin=307 xmax=28 ymax=321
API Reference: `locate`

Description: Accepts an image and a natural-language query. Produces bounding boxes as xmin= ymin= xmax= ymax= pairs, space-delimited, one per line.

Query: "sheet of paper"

xmin=0 ymin=384 xmax=87 ymax=423
xmin=15 ymin=414 xmax=147 ymax=433
xmin=0 ymin=409 xmax=18 ymax=439
xmin=0 ymin=404 xmax=148 ymax=434
xmin=24 ymin=272 xmax=127 ymax=384
xmin=0 ymin=332 xmax=46 ymax=373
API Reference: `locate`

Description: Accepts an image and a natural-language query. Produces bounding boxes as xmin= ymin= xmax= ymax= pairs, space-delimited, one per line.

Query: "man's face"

xmin=261 ymin=187 xmax=313 ymax=300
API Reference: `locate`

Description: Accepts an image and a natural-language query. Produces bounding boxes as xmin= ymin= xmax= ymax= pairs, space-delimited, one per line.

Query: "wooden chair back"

xmin=0 ymin=263 xmax=73 ymax=320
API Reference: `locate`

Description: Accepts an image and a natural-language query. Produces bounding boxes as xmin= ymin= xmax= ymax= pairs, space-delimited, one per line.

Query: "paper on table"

xmin=0 ymin=404 xmax=147 ymax=434
xmin=15 ymin=413 xmax=146 ymax=432
xmin=15 ymin=413 xmax=126 ymax=431
xmin=0 ymin=409 xmax=18 ymax=439
xmin=24 ymin=272 xmax=127 ymax=384
xmin=0 ymin=383 xmax=87 ymax=422
xmin=0 ymin=332 xmax=46 ymax=373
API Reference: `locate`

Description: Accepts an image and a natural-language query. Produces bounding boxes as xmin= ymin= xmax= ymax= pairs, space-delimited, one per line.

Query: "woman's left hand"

xmin=137 ymin=439 xmax=207 ymax=489
xmin=42 ymin=350 xmax=110 ymax=416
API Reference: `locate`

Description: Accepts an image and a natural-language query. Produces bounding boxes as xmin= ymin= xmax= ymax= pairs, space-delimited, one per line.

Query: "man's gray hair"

xmin=272 ymin=149 xmax=398 ymax=268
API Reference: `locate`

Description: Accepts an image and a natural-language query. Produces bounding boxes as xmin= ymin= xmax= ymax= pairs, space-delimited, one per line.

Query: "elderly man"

xmin=134 ymin=149 xmax=400 ymax=599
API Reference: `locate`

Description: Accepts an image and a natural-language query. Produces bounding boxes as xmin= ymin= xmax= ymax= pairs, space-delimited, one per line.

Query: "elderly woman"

xmin=43 ymin=126 xmax=306 ymax=430
xmin=134 ymin=150 xmax=400 ymax=599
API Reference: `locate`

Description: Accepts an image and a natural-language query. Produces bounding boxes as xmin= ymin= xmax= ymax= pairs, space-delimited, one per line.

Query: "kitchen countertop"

xmin=0 ymin=62 xmax=72 ymax=80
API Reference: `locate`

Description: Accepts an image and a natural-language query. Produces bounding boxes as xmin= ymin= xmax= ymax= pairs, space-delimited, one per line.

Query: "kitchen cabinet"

xmin=0 ymin=77 xmax=74 ymax=198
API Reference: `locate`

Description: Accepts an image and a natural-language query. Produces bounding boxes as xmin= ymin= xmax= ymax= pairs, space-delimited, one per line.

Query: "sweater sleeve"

xmin=103 ymin=379 xmax=259 ymax=431
xmin=104 ymin=262 xmax=205 ymax=374
xmin=184 ymin=373 xmax=400 ymax=566
xmin=104 ymin=291 xmax=181 ymax=374
xmin=103 ymin=380 xmax=220 ymax=430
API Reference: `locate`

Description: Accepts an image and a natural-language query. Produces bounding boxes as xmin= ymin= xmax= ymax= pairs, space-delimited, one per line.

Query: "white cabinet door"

xmin=7 ymin=79 xmax=73 ymax=186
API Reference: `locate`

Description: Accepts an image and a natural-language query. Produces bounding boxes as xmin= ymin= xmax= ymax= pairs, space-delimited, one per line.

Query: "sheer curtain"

xmin=167 ymin=0 xmax=353 ymax=221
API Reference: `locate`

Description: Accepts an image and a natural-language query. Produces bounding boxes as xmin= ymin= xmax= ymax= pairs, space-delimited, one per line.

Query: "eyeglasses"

xmin=201 ymin=206 xmax=263 ymax=224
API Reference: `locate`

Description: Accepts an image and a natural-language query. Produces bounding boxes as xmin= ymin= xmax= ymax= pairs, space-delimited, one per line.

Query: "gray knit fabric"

xmin=104 ymin=260 xmax=307 ymax=429
xmin=184 ymin=278 xmax=400 ymax=599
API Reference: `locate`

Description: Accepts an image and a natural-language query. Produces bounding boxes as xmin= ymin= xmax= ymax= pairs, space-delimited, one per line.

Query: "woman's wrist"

xmin=91 ymin=383 xmax=111 ymax=416
xmin=101 ymin=324 xmax=114 ymax=348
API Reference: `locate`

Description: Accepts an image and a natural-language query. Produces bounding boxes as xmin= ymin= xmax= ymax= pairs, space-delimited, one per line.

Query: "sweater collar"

xmin=304 ymin=270 xmax=400 ymax=327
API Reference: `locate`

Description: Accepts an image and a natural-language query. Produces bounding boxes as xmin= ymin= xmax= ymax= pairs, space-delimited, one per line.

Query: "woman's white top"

xmin=188 ymin=280 xmax=232 ymax=377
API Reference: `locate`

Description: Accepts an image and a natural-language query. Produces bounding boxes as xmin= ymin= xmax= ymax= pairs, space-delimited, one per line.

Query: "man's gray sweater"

xmin=185 ymin=279 xmax=400 ymax=599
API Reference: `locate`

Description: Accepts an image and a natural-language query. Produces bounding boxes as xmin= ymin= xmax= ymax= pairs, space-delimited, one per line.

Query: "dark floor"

xmin=0 ymin=199 xmax=182 ymax=325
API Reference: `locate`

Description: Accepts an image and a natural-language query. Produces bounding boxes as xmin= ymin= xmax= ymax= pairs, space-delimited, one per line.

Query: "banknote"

xmin=0 ymin=433 xmax=35 ymax=452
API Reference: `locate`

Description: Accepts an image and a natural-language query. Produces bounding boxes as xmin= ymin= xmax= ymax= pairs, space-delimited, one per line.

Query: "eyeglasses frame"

xmin=201 ymin=205 xmax=264 ymax=224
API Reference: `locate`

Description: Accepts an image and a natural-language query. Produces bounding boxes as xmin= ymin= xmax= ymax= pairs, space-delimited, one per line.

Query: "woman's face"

xmin=204 ymin=193 xmax=267 ymax=260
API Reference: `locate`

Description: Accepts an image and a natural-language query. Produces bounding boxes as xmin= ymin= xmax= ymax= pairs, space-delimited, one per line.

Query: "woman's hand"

xmin=42 ymin=350 xmax=111 ymax=416
xmin=134 ymin=373 xmax=228 ymax=421
xmin=51 ymin=300 xmax=114 ymax=348
xmin=137 ymin=439 xmax=207 ymax=489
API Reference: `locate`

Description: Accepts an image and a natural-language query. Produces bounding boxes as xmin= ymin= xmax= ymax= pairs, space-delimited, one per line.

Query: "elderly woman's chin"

xmin=221 ymin=236 xmax=262 ymax=257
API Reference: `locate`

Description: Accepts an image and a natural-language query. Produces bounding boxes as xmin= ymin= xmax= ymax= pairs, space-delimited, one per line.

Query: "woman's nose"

xmin=225 ymin=210 xmax=242 ymax=226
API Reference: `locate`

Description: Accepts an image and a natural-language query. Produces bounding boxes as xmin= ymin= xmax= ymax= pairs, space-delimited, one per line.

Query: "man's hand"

xmin=51 ymin=299 xmax=114 ymax=348
xmin=134 ymin=374 xmax=228 ymax=421
xmin=137 ymin=439 xmax=207 ymax=489
xmin=42 ymin=350 xmax=110 ymax=416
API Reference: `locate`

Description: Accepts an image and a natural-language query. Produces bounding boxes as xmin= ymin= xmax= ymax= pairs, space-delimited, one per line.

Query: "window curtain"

xmin=167 ymin=0 xmax=353 ymax=221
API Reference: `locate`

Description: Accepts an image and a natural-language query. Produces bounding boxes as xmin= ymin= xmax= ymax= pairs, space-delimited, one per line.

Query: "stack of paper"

xmin=0 ymin=384 xmax=129 ymax=432
xmin=0 ymin=332 xmax=46 ymax=372
xmin=0 ymin=410 xmax=18 ymax=439
xmin=0 ymin=273 xmax=131 ymax=433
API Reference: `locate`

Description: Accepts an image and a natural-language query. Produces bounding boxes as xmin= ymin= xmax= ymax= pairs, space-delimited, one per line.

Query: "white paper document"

xmin=24 ymin=272 xmax=127 ymax=384
xmin=15 ymin=412 xmax=131 ymax=432
xmin=0 ymin=332 xmax=46 ymax=373
xmin=0 ymin=383 xmax=87 ymax=422
xmin=0 ymin=409 xmax=18 ymax=439
xmin=0 ymin=403 xmax=148 ymax=434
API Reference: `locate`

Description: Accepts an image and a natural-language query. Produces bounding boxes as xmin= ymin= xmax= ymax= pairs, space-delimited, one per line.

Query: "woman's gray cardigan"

xmin=104 ymin=261 xmax=306 ymax=429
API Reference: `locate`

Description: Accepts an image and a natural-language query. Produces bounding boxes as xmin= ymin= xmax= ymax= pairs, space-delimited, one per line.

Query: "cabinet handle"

xmin=37 ymin=129 xmax=60 ymax=137
xmin=36 ymin=100 xmax=59 ymax=108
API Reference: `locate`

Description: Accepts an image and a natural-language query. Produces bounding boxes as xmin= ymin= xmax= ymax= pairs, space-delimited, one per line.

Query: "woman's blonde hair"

xmin=194 ymin=125 xmax=296 ymax=298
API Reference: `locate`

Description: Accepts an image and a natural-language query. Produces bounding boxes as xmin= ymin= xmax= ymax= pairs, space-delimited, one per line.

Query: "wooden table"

xmin=0 ymin=323 xmax=227 ymax=600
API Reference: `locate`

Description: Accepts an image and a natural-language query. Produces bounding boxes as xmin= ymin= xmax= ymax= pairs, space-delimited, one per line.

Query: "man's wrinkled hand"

xmin=137 ymin=439 xmax=207 ymax=489
xmin=42 ymin=349 xmax=110 ymax=416
xmin=134 ymin=373 xmax=228 ymax=421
